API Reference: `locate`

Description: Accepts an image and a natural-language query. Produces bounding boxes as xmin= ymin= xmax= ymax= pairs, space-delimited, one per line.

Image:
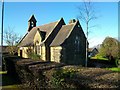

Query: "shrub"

xmin=115 ymin=59 xmax=120 ymax=67
xmin=29 ymin=53 xmax=41 ymax=60
xmin=2 ymin=57 xmax=6 ymax=71
xmin=26 ymin=47 xmax=41 ymax=60
xmin=15 ymin=60 xmax=47 ymax=89
xmin=5 ymin=46 xmax=18 ymax=55
xmin=48 ymin=67 xmax=78 ymax=88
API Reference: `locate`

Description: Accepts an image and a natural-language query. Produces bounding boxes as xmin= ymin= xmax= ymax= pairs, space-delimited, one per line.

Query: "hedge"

xmin=4 ymin=57 xmax=89 ymax=89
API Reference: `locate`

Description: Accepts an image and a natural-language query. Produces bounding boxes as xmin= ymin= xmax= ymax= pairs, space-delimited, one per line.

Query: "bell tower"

xmin=28 ymin=15 xmax=37 ymax=32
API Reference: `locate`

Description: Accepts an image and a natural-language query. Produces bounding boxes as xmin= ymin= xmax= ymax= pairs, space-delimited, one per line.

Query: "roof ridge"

xmin=66 ymin=21 xmax=78 ymax=39
xmin=67 ymin=23 xmax=75 ymax=25
xmin=63 ymin=23 xmax=74 ymax=26
xmin=50 ymin=22 xmax=76 ymax=47
xmin=40 ymin=18 xmax=62 ymax=44
xmin=36 ymin=20 xmax=58 ymax=28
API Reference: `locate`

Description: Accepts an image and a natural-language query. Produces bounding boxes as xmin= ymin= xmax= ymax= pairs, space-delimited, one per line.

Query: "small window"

xmin=74 ymin=36 xmax=80 ymax=52
xmin=78 ymin=25 xmax=80 ymax=27
xmin=37 ymin=45 xmax=40 ymax=54
xmin=31 ymin=21 xmax=34 ymax=27
xmin=31 ymin=21 xmax=34 ymax=24
xmin=75 ymin=40 xmax=77 ymax=44
xmin=76 ymin=36 xmax=79 ymax=40
xmin=36 ymin=45 xmax=41 ymax=55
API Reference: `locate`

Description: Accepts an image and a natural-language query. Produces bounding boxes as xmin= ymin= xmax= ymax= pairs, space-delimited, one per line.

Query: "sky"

xmin=0 ymin=1 xmax=118 ymax=47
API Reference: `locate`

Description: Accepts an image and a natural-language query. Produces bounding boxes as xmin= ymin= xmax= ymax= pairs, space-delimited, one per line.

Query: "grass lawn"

xmin=0 ymin=71 xmax=7 ymax=74
xmin=91 ymin=56 xmax=108 ymax=61
xmin=0 ymin=85 xmax=20 ymax=89
xmin=106 ymin=67 xmax=120 ymax=72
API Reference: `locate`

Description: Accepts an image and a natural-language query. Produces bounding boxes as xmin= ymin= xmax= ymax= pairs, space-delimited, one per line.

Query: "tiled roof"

xmin=18 ymin=21 xmax=58 ymax=47
xmin=36 ymin=21 xmax=58 ymax=39
xmin=18 ymin=27 xmax=37 ymax=47
xmin=50 ymin=23 xmax=76 ymax=46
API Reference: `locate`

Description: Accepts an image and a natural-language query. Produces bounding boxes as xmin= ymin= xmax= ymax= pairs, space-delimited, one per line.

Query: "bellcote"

xmin=28 ymin=15 xmax=37 ymax=32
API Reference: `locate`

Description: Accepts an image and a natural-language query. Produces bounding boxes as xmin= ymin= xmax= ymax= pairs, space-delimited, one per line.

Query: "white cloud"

xmin=88 ymin=37 xmax=105 ymax=48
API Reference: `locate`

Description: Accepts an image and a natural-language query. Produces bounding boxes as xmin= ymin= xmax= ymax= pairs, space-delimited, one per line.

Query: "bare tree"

xmin=4 ymin=26 xmax=22 ymax=55
xmin=77 ymin=0 xmax=98 ymax=67
xmin=4 ymin=26 xmax=21 ymax=46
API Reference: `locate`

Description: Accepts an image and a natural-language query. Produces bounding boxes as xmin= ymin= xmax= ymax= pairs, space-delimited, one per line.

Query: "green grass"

xmin=106 ymin=67 xmax=120 ymax=72
xmin=0 ymin=85 xmax=20 ymax=89
xmin=91 ymin=56 xmax=108 ymax=60
xmin=0 ymin=71 xmax=7 ymax=74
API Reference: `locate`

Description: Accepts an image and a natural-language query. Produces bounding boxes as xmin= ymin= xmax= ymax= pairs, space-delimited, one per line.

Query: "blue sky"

xmin=0 ymin=2 xmax=118 ymax=47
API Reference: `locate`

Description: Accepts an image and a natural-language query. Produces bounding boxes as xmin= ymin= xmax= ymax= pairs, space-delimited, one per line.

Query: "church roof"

xmin=18 ymin=20 xmax=58 ymax=47
xmin=18 ymin=27 xmax=37 ymax=47
xmin=50 ymin=23 xmax=76 ymax=46
xmin=18 ymin=18 xmax=82 ymax=47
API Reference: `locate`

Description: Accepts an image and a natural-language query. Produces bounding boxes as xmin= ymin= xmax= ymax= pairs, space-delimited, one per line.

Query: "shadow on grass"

xmin=2 ymin=73 xmax=21 ymax=86
xmin=88 ymin=59 xmax=116 ymax=68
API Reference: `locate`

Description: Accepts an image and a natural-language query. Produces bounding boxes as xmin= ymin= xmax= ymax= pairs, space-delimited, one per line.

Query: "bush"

xmin=115 ymin=59 xmax=120 ymax=67
xmin=5 ymin=46 xmax=18 ymax=55
xmin=26 ymin=47 xmax=41 ymax=60
xmin=27 ymin=52 xmax=41 ymax=60
xmin=46 ymin=67 xmax=78 ymax=88
xmin=30 ymin=53 xmax=41 ymax=60
xmin=16 ymin=66 xmax=44 ymax=89
xmin=15 ymin=61 xmax=78 ymax=88
xmin=16 ymin=61 xmax=64 ymax=88
xmin=4 ymin=56 xmax=17 ymax=75
xmin=2 ymin=57 xmax=6 ymax=71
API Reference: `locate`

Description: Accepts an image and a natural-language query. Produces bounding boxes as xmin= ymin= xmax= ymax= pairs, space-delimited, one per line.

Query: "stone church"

xmin=18 ymin=15 xmax=87 ymax=65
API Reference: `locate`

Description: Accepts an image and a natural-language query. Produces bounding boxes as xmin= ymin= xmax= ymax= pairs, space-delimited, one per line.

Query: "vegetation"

xmin=1 ymin=56 xmax=119 ymax=89
xmin=3 ymin=26 xmax=21 ymax=55
xmin=1 ymin=71 xmax=20 ymax=89
xmin=0 ymin=71 xmax=7 ymax=74
xmin=96 ymin=37 xmax=120 ymax=66
xmin=98 ymin=37 xmax=119 ymax=60
xmin=115 ymin=58 xmax=120 ymax=67
xmin=77 ymin=0 xmax=98 ymax=67
xmin=1 ymin=85 xmax=19 ymax=89
xmin=27 ymin=47 xmax=41 ymax=60
xmin=2 ymin=50 xmax=119 ymax=89
xmin=4 ymin=26 xmax=21 ymax=46
xmin=5 ymin=46 xmax=18 ymax=55
xmin=106 ymin=67 xmax=120 ymax=72
xmin=28 ymin=52 xmax=41 ymax=60
xmin=91 ymin=56 xmax=108 ymax=61
xmin=49 ymin=68 xmax=77 ymax=88
xmin=2 ymin=57 xmax=6 ymax=71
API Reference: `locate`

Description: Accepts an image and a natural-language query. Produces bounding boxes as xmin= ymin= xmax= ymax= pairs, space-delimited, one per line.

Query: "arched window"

xmin=35 ymin=41 xmax=41 ymax=55
xmin=75 ymin=36 xmax=80 ymax=51
xmin=31 ymin=21 xmax=34 ymax=27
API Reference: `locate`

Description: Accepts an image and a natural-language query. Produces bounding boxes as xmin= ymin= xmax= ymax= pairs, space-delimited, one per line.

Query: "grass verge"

xmin=106 ymin=67 xmax=120 ymax=72
xmin=91 ymin=57 xmax=108 ymax=60
xmin=0 ymin=71 xmax=7 ymax=74
xmin=0 ymin=85 xmax=20 ymax=89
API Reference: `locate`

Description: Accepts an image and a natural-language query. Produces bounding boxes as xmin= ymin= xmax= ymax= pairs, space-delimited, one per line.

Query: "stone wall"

xmin=51 ymin=46 xmax=62 ymax=62
xmin=18 ymin=47 xmax=34 ymax=58
xmin=41 ymin=45 xmax=46 ymax=61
